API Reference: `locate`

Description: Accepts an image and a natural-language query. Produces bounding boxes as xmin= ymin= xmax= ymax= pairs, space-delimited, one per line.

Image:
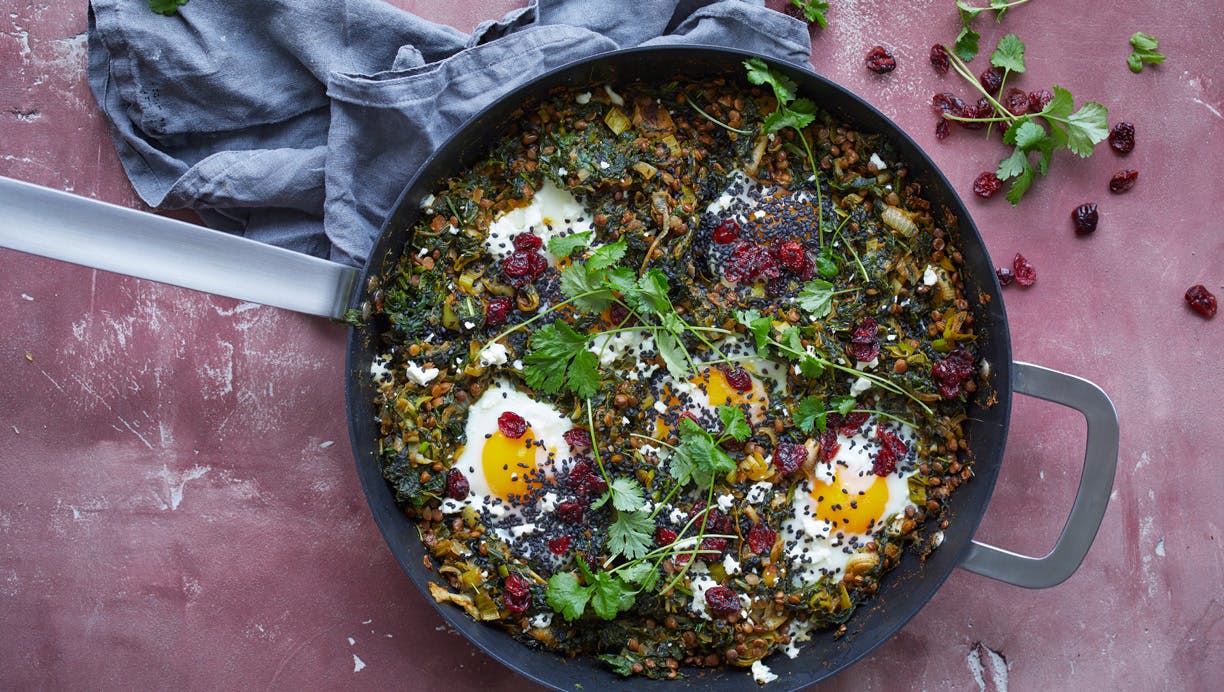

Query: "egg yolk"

xmin=481 ymin=429 xmax=539 ymax=500
xmin=653 ymin=367 xmax=770 ymax=437
xmin=813 ymin=470 xmax=890 ymax=535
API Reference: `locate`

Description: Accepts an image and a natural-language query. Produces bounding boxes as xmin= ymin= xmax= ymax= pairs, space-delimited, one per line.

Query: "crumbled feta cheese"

xmin=751 ymin=660 xmax=778 ymax=684
xmin=575 ymin=91 xmax=592 ymax=105
xmin=869 ymin=152 xmax=887 ymax=170
xmin=850 ymin=376 xmax=873 ymax=396
xmin=479 ymin=342 xmax=509 ymax=366
xmin=538 ymin=492 xmax=559 ymax=513
xmin=603 ymin=84 xmax=625 ymax=106
xmin=923 ymin=264 xmax=938 ymax=286
xmin=370 ymin=354 xmax=392 ymax=382
xmin=405 ymin=361 xmax=440 ymax=386
xmin=421 ymin=193 xmax=436 ymax=210
xmin=599 ymin=160 xmax=610 ymax=170
xmin=717 ymin=493 xmax=735 ymax=512
xmin=529 ymin=613 xmax=553 ymax=629
xmin=722 ymin=554 xmax=741 ymax=576
xmin=417 ymin=246 xmax=429 ymax=258
xmin=463 ymin=320 xmax=475 ymax=330
xmin=745 ymin=481 xmax=773 ymax=505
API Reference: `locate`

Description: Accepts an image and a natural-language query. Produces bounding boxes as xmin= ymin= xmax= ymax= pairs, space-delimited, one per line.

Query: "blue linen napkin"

xmin=87 ymin=0 xmax=812 ymax=265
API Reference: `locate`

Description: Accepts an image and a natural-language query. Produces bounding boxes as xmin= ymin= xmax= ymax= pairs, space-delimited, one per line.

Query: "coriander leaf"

xmin=789 ymin=0 xmax=829 ymax=28
xmin=149 ymin=0 xmax=188 ymax=15
xmin=816 ymin=247 xmax=840 ymax=279
xmin=1130 ymin=31 xmax=1160 ymax=52
xmin=587 ymin=238 xmax=627 ymax=271
xmin=547 ymin=232 xmax=592 ymax=258
xmin=618 ymin=561 xmax=655 ymax=587
xmin=654 ymin=330 xmax=690 ymax=380
xmin=672 ymin=420 xmax=736 ymax=489
xmin=830 ymin=395 xmax=856 ymax=414
xmin=990 ymin=34 xmax=1026 ymax=74
xmin=546 ymin=572 xmax=592 ymax=621
xmin=763 ymin=107 xmax=815 ymax=135
xmin=956 ymin=2 xmax=986 ymax=20
xmin=796 ymin=278 xmax=835 ymax=318
xmin=996 ymin=148 xmax=1029 ymax=181
xmin=660 ymin=310 xmax=686 ymax=336
xmin=736 ymin=309 xmax=773 ymax=356
xmin=718 ymin=405 xmax=752 ymax=442
xmin=779 ymin=327 xmax=805 ymax=359
xmin=953 ymin=25 xmax=981 ymax=62
xmin=560 ymin=264 xmax=615 ymax=313
xmin=608 ymin=477 xmax=646 ymax=512
xmin=744 ymin=58 xmax=797 ymax=105
xmin=624 ymin=269 xmax=672 ymax=315
xmin=1063 ymin=101 xmax=1110 ymax=157
xmin=1042 ymin=86 xmax=1075 ymax=119
xmin=799 ymin=356 xmax=825 ymax=378
xmin=1004 ymin=162 xmax=1036 ymax=205
xmin=1127 ymin=32 xmax=1165 ymax=72
xmin=989 ymin=0 xmax=1009 ymax=10
xmin=1009 ymin=120 xmax=1047 ymax=150
xmin=607 ymin=510 xmax=654 ymax=561
xmin=590 ymin=572 xmax=637 ymax=620
xmin=566 ymin=350 xmax=600 ymax=399
xmin=793 ymin=396 xmax=827 ymax=433
xmin=1033 ymin=136 xmax=1058 ymax=175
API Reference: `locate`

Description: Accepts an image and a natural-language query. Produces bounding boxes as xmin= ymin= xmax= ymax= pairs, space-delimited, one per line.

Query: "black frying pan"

xmin=0 ymin=45 xmax=1118 ymax=691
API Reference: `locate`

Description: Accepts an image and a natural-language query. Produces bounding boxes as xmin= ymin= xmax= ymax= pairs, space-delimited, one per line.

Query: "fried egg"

xmin=781 ymin=420 xmax=917 ymax=585
xmin=483 ymin=179 xmax=594 ymax=265
xmin=452 ymin=382 xmax=575 ymax=512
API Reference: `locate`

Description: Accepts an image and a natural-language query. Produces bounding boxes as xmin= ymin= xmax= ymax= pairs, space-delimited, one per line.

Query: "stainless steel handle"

xmin=0 ymin=176 xmax=359 ymax=319
xmin=959 ymin=361 xmax=1119 ymax=588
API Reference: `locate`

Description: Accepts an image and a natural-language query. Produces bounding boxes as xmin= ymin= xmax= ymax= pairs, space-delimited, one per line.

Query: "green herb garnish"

xmin=1127 ymin=32 xmax=1165 ymax=73
xmin=149 ymin=0 xmax=188 ymax=15
xmin=953 ymin=0 xmax=1033 ymax=61
xmin=789 ymin=0 xmax=830 ymax=28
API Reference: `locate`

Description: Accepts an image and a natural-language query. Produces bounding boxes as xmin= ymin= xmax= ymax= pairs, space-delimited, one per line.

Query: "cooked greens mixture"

xmin=366 ymin=60 xmax=986 ymax=682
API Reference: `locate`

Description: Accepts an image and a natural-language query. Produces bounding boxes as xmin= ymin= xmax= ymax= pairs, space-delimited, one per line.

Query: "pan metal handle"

xmin=959 ymin=361 xmax=1119 ymax=588
xmin=0 ymin=176 xmax=359 ymax=320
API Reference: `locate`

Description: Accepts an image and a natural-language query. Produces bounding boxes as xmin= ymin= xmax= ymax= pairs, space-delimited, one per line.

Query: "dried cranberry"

xmin=725 ymin=242 xmax=780 ymax=283
xmin=929 ymin=44 xmax=950 ymax=74
xmin=849 ymin=317 xmax=880 ymax=362
xmin=444 ymin=469 xmax=469 ymax=500
xmin=1072 ymin=203 xmax=1099 ymax=235
xmin=548 ymin=535 xmax=572 ymax=555
xmin=1013 ymin=253 xmax=1036 ymax=287
xmin=712 ymin=219 xmax=741 ymax=244
xmin=562 ymin=428 xmax=591 ymax=452
xmin=958 ymin=98 xmax=992 ymax=130
xmin=935 ymin=118 xmax=951 ymax=140
xmin=484 ymin=296 xmax=513 ymax=325
xmin=699 ymin=536 xmax=729 ymax=558
xmin=498 ymin=411 xmax=529 ymax=439
xmin=776 ymin=239 xmax=808 ymax=272
xmin=1185 ymin=285 xmax=1217 ymax=318
xmin=1109 ymin=169 xmax=1139 ymax=194
xmin=678 ymin=411 xmax=700 ymax=426
xmin=931 ymin=347 xmax=975 ymax=399
xmin=501 ymin=249 xmax=548 ymax=287
xmin=655 ymin=527 xmax=678 ymax=546
xmin=566 ymin=460 xmax=608 ymax=497
xmin=721 ymin=365 xmax=753 ymax=392
xmin=838 ymin=411 xmax=871 ymax=435
xmin=931 ymin=93 xmax=966 ymax=117
xmin=873 ymin=427 xmax=908 ymax=476
xmin=556 ymin=501 xmax=584 ymax=524
xmin=1108 ymin=122 xmax=1135 ymax=155
xmin=1002 ymin=87 xmax=1030 ymax=116
xmin=502 ymin=573 xmax=532 ymax=613
xmin=773 ymin=441 xmax=809 ymax=475
xmin=979 ymin=66 xmax=1004 ymax=94
xmin=512 ymin=232 xmax=543 ymax=252
xmin=865 ymin=46 xmax=897 ymax=74
xmin=1028 ymin=89 xmax=1054 ymax=112
xmin=996 ymin=267 xmax=1015 ymax=286
xmin=973 ymin=171 xmax=1002 ymax=199
xmin=747 ymin=524 xmax=777 ymax=554
xmin=691 ymin=505 xmax=733 ymax=534
xmin=819 ymin=429 xmax=840 ymax=462
xmin=704 ymin=586 xmax=741 ymax=616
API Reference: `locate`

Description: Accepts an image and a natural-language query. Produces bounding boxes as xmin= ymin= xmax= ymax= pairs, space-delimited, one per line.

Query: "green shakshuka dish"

xmin=364 ymin=60 xmax=986 ymax=683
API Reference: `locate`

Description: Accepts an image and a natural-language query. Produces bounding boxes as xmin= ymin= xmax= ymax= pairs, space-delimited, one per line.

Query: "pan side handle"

xmin=0 ymin=176 xmax=359 ymax=320
xmin=958 ymin=361 xmax=1119 ymax=588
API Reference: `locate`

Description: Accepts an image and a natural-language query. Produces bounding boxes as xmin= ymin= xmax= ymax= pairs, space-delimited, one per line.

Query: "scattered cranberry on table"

xmin=865 ymin=46 xmax=897 ymax=74
xmin=973 ymin=171 xmax=1002 ymax=198
xmin=1013 ymin=253 xmax=1036 ymax=287
xmin=1185 ymin=285 xmax=1217 ymax=319
xmin=1109 ymin=169 xmax=1139 ymax=193
xmin=996 ymin=267 xmax=1015 ymax=286
xmin=929 ymin=44 xmax=950 ymax=74
xmin=1109 ymin=122 xmax=1136 ymax=154
xmin=1072 ymin=203 xmax=1099 ymax=234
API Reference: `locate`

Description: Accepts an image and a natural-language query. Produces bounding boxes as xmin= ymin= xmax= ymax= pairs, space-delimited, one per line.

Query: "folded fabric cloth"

xmin=87 ymin=0 xmax=812 ymax=265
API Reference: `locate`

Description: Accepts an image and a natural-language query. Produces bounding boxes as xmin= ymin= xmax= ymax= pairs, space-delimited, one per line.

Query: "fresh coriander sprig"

xmin=953 ymin=0 xmax=1033 ymax=61
xmin=789 ymin=0 xmax=830 ymax=28
xmin=939 ymin=37 xmax=1110 ymax=204
xmin=1127 ymin=32 xmax=1165 ymax=73
xmin=149 ymin=0 xmax=188 ymax=15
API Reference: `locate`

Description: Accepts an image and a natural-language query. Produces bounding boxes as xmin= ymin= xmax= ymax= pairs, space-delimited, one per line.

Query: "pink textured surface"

xmin=1 ymin=1 xmax=1221 ymax=690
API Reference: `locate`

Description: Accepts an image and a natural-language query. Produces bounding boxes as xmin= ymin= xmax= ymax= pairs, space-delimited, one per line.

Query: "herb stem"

xmin=685 ymin=96 xmax=753 ymax=135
